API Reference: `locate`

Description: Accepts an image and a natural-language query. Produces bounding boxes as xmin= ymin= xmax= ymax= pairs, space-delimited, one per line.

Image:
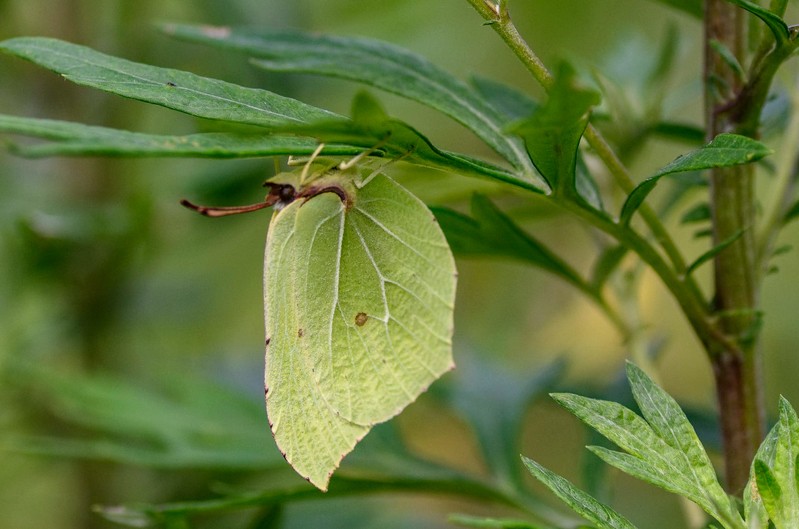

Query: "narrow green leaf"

xmin=686 ymin=229 xmax=745 ymax=276
xmin=510 ymin=63 xmax=601 ymax=201
xmin=620 ymin=133 xmax=771 ymax=224
xmin=724 ymin=0 xmax=790 ymax=46
xmin=709 ymin=39 xmax=746 ymax=79
xmin=0 ymin=114 xmax=364 ymax=158
xmin=161 ymin=24 xmax=537 ymax=177
xmin=552 ymin=392 xmax=743 ymax=529
xmin=625 ymin=363 xmax=740 ymax=526
xmin=521 ymin=456 xmax=640 ymax=529
xmin=0 ymin=37 xmax=342 ymax=128
xmin=444 ymin=194 xmax=590 ymax=288
xmin=448 ymin=513 xmax=544 ymax=529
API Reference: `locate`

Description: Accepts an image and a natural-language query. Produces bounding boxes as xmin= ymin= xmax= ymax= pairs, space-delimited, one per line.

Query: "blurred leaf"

xmin=0 ymin=114 xmax=364 ymax=158
xmin=161 ymin=24 xmax=537 ymax=177
xmin=724 ymin=0 xmax=790 ymax=46
xmin=651 ymin=122 xmax=706 ymax=144
xmin=510 ymin=63 xmax=601 ymax=204
xmin=96 ymin=471 xmax=534 ymax=528
xmin=591 ymin=245 xmax=627 ymax=289
xmin=433 ymin=194 xmax=591 ymax=295
xmin=448 ymin=513 xmax=544 ymax=529
xmin=685 ymin=229 xmax=744 ymax=276
xmin=620 ymin=133 xmax=772 ymax=224
xmin=646 ymin=25 xmax=680 ymax=95
xmin=444 ymin=355 xmax=565 ymax=487
xmin=0 ymin=37 xmax=342 ymax=128
xmin=783 ymin=201 xmax=799 ymax=224
xmin=521 ymin=456 xmax=640 ymax=529
xmin=4 ymin=369 xmax=283 ymax=470
xmin=680 ymin=202 xmax=711 ymax=224
xmin=646 ymin=0 xmax=702 ymax=17
xmin=709 ymin=39 xmax=745 ymax=80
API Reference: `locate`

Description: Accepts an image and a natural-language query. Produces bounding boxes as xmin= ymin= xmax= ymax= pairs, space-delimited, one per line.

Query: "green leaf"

xmin=470 ymin=76 xmax=538 ymax=123
xmin=680 ymin=203 xmax=712 ymax=224
xmin=724 ymin=0 xmax=790 ymax=46
xmin=619 ymin=133 xmax=772 ymax=224
xmin=448 ymin=513 xmax=544 ymax=529
xmin=285 ymin=92 xmax=543 ymax=192
xmin=433 ymin=194 xmax=591 ymax=295
xmin=263 ymin=165 xmax=457 ymax=490
xmin=444 ymin=356 xmax=564 ymax=487
xmin=745 ymin=423 xmax=780 ymax=526
xmin=552 ymin=386 xmax=744 ymax=529
xmin=521 ymin=456 xmax=640 ymax=529
xmin=685 ymin=229 xmax=744 ymax=276
xmin=709 ymin=39 xmax=746 ymax=80
xmin=4 ymin=369 xmax=283 ymax=469
xmin=0 ymin=114 xmax=365 ymax=158
xmin=755 ymin=459 xmax=783 ymax=525
xmin=755 ymin=397 xmax=799 ymax=528
xmin=646 ymin=0 xmax=702 ymax=17
xmin=783 ymin=201 xmax=799 ymax=224
xmin=0 ymin=37 xmax=342 ymax=128
xmin=161 ymin=24 xmax=537 ymax=177
xmin=625 ymin=363 xmax=740 ymax=526
xmin=510 ymin=63 xmax=601 ymax=202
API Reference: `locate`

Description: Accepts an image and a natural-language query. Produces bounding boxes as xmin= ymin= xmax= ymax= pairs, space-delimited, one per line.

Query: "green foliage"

xmin=160 ymin=24 xmax=536 ymax=177
xmin=2 ymin=0 xmax=799 ymax=527
xmin=523 ymin=364 xmax=799 ymax=529
xmin=619 ymin=133 xmax=772 ymax=225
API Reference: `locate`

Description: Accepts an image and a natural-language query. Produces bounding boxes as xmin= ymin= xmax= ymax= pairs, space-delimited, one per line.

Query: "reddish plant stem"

xmin=704 ymin=0 xmax=765 ymax=494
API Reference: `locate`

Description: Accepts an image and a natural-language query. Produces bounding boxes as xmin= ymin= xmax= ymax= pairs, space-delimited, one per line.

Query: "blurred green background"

xmin=2 ymin=1 xmax=799 ymax=528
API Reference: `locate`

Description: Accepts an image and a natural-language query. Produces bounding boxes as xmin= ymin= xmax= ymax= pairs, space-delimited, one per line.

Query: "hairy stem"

xmin=704 ymin=0 xmax=765 ymax=494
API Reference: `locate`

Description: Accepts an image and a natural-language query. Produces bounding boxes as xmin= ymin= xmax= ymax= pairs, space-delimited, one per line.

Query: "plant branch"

xmin=465 ymin=0 xmax=698 ymax=284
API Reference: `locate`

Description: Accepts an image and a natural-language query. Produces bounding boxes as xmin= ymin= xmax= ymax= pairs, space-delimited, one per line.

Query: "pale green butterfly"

xmin=183 ymin=149 xmax=457 ymax=490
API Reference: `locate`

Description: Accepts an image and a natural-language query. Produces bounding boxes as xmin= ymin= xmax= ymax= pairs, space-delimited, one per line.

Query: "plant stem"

xmin=704 ymin=0 xmax=765 ymax=494
xmin=466 ymin=0 xmax=697 ymax=283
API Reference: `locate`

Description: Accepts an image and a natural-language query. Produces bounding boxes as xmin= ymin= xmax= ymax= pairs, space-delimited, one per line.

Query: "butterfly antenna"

xmin=180 ymin=199 xmax=274 ymax=217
